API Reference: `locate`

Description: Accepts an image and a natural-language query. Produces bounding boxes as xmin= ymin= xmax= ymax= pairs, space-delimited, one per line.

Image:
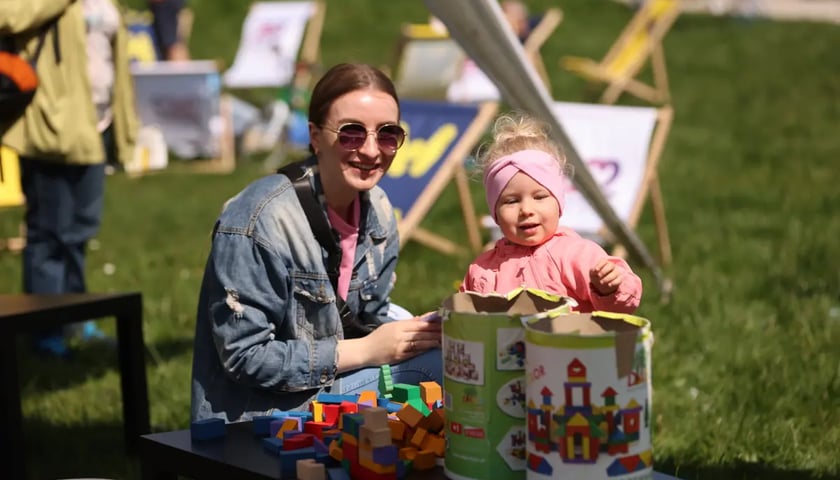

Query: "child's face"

xmin=496 ymin=172 xmax=560 ymax=247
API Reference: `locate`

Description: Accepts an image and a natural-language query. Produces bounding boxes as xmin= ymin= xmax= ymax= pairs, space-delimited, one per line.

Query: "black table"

xmin=140 ymin=420 xmax=682 ymax=480
xmin=0 ymin=292 xmax=150 ymax=480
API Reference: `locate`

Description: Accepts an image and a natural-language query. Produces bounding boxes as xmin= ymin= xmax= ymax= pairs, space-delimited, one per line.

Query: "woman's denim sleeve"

xmin=205 ymin=232 xmax=338 ymax=392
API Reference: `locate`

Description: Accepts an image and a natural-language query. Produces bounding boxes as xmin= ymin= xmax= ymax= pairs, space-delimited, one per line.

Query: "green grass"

xmin=1 ymin=0 xmax=839 ymax=478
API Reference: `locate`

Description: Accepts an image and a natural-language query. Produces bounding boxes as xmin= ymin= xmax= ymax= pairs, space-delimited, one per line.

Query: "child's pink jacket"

xmin=460 ymin=227 xmax=642 ymax=313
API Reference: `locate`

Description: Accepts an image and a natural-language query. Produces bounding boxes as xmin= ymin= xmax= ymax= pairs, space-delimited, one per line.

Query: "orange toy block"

xmin=296 ymin=458 xmax=326 ymax=480
xmin=424 ymin=409 xmax=445 ymax=433
xmin=399 ymin=446 xmax=418 ymax=461
xmin=387 ymin=418 xmax=406 ymax=442
xmin=395 ymin=404 xmax=423 ymax=429
xmin=419 ymin=382 xmax=442 ymax=405
xmin=409 ymin=427 xmax=428 ymax=449
xmin=361 ymin=406 xmax=389 ymax=430
xmin=421 ymin=433 xmax=445 ymax=457
xmin=412 ymin=449 xmax=437 ymax=470
xmin=275 ymin=417 xmax=301 ymax=438
xmin=328 ymin=439 xmax=343 ymax=461
xmin=357 ymin=390 xmax=379 ymax=406
xmin=359 ymin=424 xmax=392 ymax=449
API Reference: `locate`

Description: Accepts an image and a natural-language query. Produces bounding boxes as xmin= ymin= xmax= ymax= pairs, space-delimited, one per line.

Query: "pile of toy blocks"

xmin=190 ymin=366 xmax=446 ymax=480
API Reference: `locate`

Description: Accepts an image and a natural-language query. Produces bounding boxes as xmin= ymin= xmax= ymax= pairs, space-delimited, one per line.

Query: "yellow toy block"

xmin=309 ymin=401 xmax=324 ymax=422
xmin=275 ymin=417 xmax=300 ymax=437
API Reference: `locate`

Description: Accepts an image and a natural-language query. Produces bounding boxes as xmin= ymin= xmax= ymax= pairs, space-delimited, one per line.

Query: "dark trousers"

xmin=19 ymin=158 xmax=105 ymax=297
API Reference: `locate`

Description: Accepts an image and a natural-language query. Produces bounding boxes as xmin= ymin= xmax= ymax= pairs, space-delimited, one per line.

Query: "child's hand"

xmin=590 ymin=259 xmax=623 ymax=296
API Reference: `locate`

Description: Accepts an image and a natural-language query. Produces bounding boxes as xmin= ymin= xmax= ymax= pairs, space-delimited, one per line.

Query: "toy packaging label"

xmin=524 ymin=312 xmax=654 ymax=480
xmin=440 ymin=289 xmax=573 ymax=480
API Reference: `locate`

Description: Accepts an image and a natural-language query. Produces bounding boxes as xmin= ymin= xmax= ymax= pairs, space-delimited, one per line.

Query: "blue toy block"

xmin=253 ymin=415 xmax=282 ymax=436
xmin=313 ymin=437 xmax=328 ymax=454
xmin=316 ymin=393 xmax=358 ymax=404
xmin=384 ymin=401 xmax=403 ymax=414
xmin=341 ymin=413 xmax=364 ymax=438
xmin=269 ymin=419 xmax=287 ymax=438
xmin=372 ymin=444 xmax=399 ymax=464
xmin=190 ymin=418 xmax=225 ymax=441
xmin=262 ymin=437 xmax=284 ymax=456
xmin=279 ymin=446 xmax=316 ymax=473
xmin=287 ymin=411 xmax=314 ymax=421
xmin=327 ymin=466 xmax=351 ymax=480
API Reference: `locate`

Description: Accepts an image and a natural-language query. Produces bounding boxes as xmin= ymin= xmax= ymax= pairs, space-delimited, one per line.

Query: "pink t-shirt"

xmin=460 ymin=226 xmax=642 ymax=313
xmin=326 ymin=197 xmax=361 ymax=300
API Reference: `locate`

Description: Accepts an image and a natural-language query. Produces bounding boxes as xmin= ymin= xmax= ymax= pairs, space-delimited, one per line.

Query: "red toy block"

xmin=323 ymin=404 xmax=341 ymax=425
xmin=283 ymin=432 xmax=315 ymax=450
xmin=304 ymin=421 xmax=332 ymax=439
xmin=339 ymin=401 xmax=358 ymax=415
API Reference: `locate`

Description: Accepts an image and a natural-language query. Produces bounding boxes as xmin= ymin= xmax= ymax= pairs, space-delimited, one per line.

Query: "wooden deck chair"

xmin=0 ymin=147 xmax=26 ymax=252
xmin=551 ymin=102 xmax=674 ymax=267
xmin=377 ymin=100 xmax=498 ymax=256
xmin=391 ymin=23 xmax=467 ymax=101
xmin=561 ymin=0 xmax=680 ymax=105
xmin=223 ymin=1 xmax=325 ymax=90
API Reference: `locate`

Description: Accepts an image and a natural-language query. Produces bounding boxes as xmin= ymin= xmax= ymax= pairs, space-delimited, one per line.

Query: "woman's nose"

xmin=357 ymin=132 xmax=380 ymax=158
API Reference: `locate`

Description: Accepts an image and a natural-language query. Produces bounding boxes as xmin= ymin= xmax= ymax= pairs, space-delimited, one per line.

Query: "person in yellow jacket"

xmin=0 ymin=0 xmax=139 ymax=357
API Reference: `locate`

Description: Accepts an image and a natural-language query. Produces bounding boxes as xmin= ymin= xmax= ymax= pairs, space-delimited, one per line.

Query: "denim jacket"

xmin=191 ymin=157 xmax=399 ymax=422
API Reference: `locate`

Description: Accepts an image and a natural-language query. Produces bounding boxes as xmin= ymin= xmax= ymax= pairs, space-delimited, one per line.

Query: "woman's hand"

xmin=336 ymin=312 xmax=442 ymax=372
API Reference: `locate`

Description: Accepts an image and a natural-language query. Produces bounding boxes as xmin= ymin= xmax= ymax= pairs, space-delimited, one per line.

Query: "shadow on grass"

xmin=17 ymin=336 xmax=194 ymax=395
xmin=23 ymin=418 xmax=140 ymax=480
xmin=658 ymin=457 xmax=840 ymax=480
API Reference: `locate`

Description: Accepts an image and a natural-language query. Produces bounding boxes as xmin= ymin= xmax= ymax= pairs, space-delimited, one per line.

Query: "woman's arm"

xmin=204 ymin=233 xmax=339 ymax=392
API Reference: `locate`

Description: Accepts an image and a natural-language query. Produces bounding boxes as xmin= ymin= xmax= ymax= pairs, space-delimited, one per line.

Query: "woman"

xmin=191 ymin=63 xmax=442 ymax=422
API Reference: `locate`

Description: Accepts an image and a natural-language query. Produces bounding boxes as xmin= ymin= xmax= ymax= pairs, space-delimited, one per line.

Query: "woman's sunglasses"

xmin=321 ymin=123 xmax=407 ymax=152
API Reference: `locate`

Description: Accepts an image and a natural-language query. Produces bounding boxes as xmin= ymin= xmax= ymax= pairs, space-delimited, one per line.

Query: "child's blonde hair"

xmin=476 ymin=112 xmax=569 ymax=176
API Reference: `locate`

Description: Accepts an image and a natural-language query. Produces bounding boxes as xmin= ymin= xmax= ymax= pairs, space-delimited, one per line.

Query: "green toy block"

xmin=391 ymin=383 xmax=421 ymax=403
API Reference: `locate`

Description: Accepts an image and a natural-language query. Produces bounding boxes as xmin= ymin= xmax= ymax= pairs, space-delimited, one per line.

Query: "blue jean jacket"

xmin=191 ymin=157 xmax=399 ymax=422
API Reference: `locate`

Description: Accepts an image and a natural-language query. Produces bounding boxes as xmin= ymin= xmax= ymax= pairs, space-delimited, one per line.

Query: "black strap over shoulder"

xmin=278 ymin=161 xmax=380 ymax=339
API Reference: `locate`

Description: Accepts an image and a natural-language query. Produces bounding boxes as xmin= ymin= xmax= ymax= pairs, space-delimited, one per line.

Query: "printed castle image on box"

xmin=526 ymin=357 xmax=652 ymax=479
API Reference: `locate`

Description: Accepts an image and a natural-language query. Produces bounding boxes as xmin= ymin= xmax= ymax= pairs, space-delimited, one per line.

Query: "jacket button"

xmin=320 ymin=369 xmax=328 ymax=383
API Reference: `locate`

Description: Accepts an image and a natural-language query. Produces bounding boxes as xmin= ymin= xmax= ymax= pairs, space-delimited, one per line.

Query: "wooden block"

xmin=409 ymin=427 xmax=427 ymax=449
xmin=420 ymin=433 xmax=445 ymax=457
xmin=328 ymin=439 xmax=343 ymax=461
xmin=419 ymin=381 xmax=442 ymax=405
xmin=425 ymin=408 xmax=445 ymax=433
xmin=412 ymin=449 xmax=437 ymax=470
xmin=361 ymin=406 xmax=389 ymax=430
xmin=296 ymin=458 xmax=326 ymax=480
xmin=359 ymin=424 xmax=392 ymax=448
xmin=395 ymin=404 xmax=423 ymax=429
xmin=398 ymin=446 xmax=417 ymax=461
xmin=358 ymin=390 xmax=379 ymax=406
xmin=387 ymin=418 xmax=406 ymax=442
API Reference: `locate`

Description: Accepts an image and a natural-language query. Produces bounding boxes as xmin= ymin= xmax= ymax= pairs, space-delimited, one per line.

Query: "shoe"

xmin=80 ymin=320 xmax=107 ymax=340
xmin=33 ymin=335 xmax=71 ymax=359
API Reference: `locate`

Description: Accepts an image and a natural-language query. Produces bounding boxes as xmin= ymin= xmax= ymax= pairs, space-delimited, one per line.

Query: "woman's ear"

xmin=308 ymin=122 xmax=320 ymax=155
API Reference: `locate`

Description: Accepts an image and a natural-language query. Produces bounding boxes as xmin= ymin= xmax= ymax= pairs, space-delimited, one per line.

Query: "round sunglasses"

xmin=321 ymin=122 xmax=407 ymax=152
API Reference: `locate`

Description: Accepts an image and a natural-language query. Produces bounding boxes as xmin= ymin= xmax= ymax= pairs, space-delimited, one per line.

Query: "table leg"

xmin=116 ymin=295 xmax=151 ymax=452
xmin=1 ymin=335 xmax=25 ymax=480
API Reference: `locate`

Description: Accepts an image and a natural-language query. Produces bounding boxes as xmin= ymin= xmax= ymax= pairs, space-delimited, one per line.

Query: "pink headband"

xmin=483 ymin=149 xmax=566 ymax=222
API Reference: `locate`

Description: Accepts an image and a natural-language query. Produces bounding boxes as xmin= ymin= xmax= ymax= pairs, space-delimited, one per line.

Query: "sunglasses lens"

xmin=377 ymin=125 xmax=406 ymax=151
xmin=337 ymin=124 xmax=367 ymax=150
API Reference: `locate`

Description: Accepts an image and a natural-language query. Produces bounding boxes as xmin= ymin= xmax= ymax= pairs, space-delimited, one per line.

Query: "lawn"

xmin=1 ymin=0 xmax=839 ymax=479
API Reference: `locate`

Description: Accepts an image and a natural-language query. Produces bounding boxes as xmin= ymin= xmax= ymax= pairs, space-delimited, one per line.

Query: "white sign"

xmin=223 ymin=2 xmax=316 ymax=88
xmin=552 ymin=102 xmax=658 ymax=236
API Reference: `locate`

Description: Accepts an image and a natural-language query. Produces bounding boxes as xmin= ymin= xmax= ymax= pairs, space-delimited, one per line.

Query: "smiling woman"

xmin=190 ymin=63 xmax=443 ymax=423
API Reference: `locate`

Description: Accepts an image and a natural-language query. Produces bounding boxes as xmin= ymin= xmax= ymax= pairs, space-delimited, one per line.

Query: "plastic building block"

xmin=359 ymin=424 xmax=392 ymax=449
xmin=412 ymin=449 xmax=436 ymax=470
xmin=317 ymin=393 xmax=358 ymax=404
xmin=358 ymin=390 xmax=378 ymax=407
xmin=284 ymin=432 xmax=315 ymax=450
xmin=190 ymin=418 xmax=226 ymax=441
